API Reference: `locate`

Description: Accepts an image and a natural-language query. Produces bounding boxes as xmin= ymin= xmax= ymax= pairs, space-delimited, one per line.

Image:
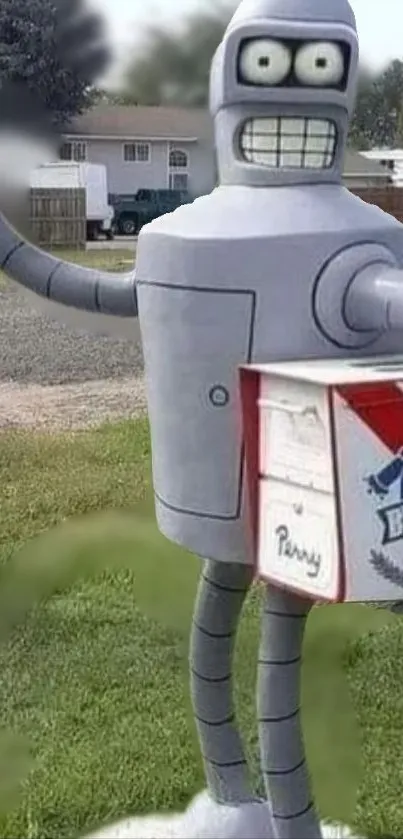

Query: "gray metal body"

xmin=136 ymin=184 xmax=403 ymax=564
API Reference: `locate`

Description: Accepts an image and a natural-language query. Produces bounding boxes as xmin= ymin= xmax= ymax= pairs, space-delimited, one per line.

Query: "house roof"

xmin=344 ymin=149 xmax=390 ymax=179
xmin=65 ymin=105 xmax=213 ymax=142
xmin=65 ymin=105 xmax=390 ymax=179
xmin=364 ymin=148 xmax=403 ymax=158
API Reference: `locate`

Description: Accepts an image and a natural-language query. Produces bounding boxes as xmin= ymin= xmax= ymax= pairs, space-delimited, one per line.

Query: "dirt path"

xmin=0 ymin=376 xmax=148 ymax=431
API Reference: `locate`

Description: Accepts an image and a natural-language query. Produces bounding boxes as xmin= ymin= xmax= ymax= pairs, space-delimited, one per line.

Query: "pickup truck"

xmin=109 ymin=188 xmax=191 ymax=235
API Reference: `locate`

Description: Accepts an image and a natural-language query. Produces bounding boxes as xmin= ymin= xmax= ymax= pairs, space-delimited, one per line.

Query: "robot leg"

xmin=189 ymin=560 xmax=256 ymax=804
xmin=257 ymin=586 xmax=321 ymax=839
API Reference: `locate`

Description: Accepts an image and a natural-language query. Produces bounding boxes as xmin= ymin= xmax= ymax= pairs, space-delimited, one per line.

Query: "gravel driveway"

xmin=0 ymin=283 xmax=143 ymax=386
xmin=0 ymin=273 xmax=147 ymax=430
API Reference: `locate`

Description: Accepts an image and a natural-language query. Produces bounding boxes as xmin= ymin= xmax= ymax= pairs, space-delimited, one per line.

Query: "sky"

xmin=91 ymin=0 xmax=403 ymax=84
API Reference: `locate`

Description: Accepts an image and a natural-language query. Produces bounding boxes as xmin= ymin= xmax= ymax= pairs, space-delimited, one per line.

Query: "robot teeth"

xmin=240 ymin=117 xmax=336 ymax=170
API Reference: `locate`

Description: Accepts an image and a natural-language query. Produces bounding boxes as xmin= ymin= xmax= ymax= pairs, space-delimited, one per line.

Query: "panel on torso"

xmin=137 ymin=282 xmax=255 ymax=519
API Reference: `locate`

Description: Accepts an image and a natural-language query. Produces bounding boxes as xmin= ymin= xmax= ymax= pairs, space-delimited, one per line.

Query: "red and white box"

xmin=240 ymin=355 xmax=403 ymax=603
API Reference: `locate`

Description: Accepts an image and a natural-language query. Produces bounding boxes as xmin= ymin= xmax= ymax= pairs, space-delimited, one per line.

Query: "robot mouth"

xmin=240 ymin=117 xmax=337 ymax=170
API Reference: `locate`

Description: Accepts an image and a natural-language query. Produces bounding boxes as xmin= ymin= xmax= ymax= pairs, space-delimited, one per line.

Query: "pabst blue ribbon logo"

xmin=366 ymin=448 xmax=403 ymax=587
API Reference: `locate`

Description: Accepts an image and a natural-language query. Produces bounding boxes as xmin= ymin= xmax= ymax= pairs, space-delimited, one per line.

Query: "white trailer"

xmin=30 ymin=162 xmax=114 ymax=240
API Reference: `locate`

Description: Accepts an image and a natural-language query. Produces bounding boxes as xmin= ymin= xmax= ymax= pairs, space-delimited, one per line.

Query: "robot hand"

xmin=344 ymin=263 xmax=403 ymax=333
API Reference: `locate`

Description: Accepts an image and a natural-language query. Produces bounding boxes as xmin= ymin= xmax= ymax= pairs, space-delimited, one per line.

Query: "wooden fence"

xmin=350 ymin=186 xmax=403 ymax=223
xmin=30 ymin=188 xmax=86 ymax=249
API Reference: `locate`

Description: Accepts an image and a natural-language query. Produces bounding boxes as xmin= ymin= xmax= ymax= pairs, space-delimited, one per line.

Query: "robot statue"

xmin=1 ymin=0 xmax=403 ymax=836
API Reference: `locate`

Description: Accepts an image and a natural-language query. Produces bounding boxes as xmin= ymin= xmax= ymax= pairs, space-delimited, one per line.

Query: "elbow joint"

xmin=312 ymin=243 xmax=399 ymax=350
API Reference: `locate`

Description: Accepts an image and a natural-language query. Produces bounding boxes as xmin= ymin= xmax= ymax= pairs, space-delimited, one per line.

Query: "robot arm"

xmin=344 ymin=263 xmax=403 ymax=333
xmin=0 ymin=213 xmax=137 ymax=318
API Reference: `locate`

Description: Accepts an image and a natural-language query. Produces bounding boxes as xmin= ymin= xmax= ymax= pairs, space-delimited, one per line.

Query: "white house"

xmin=61 ymin=105 xmax=216 ymax=198
xmin=360 ymin=149 xmax=403 ymax=186
xmin=61 ymin=104 xmax=390 ymax=197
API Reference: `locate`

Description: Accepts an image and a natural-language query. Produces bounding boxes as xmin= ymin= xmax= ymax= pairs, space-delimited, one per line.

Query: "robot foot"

xmin=85 ymin=791 xmax=274 ymax=838
xmin=321 ymin=824 xmax=366 ymax=839
xmin=84 ymin=791 xmax=364 ymax=839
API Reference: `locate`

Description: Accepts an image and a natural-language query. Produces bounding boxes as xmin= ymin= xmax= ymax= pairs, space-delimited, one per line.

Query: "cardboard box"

xmin=240 ymin=355 xmax=403 ymax=603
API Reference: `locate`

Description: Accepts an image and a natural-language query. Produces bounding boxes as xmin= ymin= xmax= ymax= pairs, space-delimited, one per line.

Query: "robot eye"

xmin=294 ymin=41 xmax=345 ymax=87
xmin=238 ymin=39 xmax=292 ymax=86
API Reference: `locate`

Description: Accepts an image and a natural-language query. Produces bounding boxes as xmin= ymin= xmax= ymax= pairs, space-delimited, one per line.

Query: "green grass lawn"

xmin=0 ymin=247 xmax=135 ymax=288
xmin=0 ymin=245 xmax=402 ymax=837
xmin=51 ymin=249 xmax=136 ymax=270
xmin=346 ymin=622 xmax=403 ymax=838
xmin=0 ymin=418 xmax=401 ymax=838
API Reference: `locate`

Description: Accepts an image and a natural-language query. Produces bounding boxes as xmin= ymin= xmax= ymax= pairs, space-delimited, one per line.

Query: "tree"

xmin=349 ymin=60 xmax=403 ymax=150
xmin=0 ymin=0 xmax=111 ymax=129
xmin=348 ymin=68 xmax=387 ymax=150
xmin=380 ymin=59 xmax=403 ymax=146
xmin=121 ymin=3 xmax=234 ymax=107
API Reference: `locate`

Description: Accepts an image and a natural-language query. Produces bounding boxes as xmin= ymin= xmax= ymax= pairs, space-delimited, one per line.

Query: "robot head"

xmin=210 ymin=0 xmax=359 ymax=187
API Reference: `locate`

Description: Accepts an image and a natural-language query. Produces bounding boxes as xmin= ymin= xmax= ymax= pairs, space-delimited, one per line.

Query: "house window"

xmin=169 ymin=149 xmax=188 ymax=169
xmin=60 ymin=141 xmax=87 ymax=162
xmin=169 ymin=172 xmax=189 ymax=191
xmin=168 ymin=147 xmax=189 ymax=191
xmin=123 ymin=142 xmax=151 ymax=163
